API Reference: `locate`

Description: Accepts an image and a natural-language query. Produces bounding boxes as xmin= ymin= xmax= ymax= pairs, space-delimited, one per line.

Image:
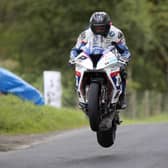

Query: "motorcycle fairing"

xmin=75 ymin=51 xmax=122 ymax=104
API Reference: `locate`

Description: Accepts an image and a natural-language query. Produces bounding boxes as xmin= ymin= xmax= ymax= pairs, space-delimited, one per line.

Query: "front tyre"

xmin=88 ymin=83 xmax=100 ymax=131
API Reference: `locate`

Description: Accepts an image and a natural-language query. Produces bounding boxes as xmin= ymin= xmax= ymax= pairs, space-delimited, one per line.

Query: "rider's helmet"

xmin=89 ymin=11 xmax=111 ymax=37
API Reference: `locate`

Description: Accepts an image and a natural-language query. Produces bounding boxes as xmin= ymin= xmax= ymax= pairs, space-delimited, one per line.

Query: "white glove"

xmin=68 ymin=58 xmax=75 ymax=65
xmin=118 ymin=56 xmax=128 ymax=66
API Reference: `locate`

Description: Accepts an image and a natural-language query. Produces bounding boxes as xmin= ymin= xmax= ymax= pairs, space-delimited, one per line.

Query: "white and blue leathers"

xmin=70 ymin=25 xmax=131 ymax=98
xmin=70 ymin=25 xmax=131 ymax=62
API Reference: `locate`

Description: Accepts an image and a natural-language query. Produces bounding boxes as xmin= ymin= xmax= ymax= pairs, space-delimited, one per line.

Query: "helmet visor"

xmin=91 ymin=23 xmax=110 ymax=36
xmin=93 ymin=24 xmax=106 ymax=34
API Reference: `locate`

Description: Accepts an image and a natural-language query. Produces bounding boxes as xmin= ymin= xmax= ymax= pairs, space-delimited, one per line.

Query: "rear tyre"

xmin=88 ymin=83 xmax=100 ymax=131
xmin=96 ymin=123 xmax=116 ymax=148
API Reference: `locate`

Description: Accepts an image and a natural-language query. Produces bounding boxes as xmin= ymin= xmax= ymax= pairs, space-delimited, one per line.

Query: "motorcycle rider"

xmin=69 ymin=11 xmax=131 ymax=109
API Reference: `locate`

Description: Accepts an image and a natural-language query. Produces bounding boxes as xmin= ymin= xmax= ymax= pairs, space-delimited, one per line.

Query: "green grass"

xmin=0 ymin=95 xmax=88 ymax=134
xmin=0 ymin=95 xmax=168 ymax=135
xmin=123 ymin=114 xmax=168 ymax=125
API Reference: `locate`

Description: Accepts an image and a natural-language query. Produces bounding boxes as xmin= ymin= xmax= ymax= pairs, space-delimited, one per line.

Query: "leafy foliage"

xmin=0 ymin=0 xmax=168 ymax=105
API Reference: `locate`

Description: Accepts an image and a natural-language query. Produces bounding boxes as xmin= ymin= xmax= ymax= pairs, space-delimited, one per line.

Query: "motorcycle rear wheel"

xmin=96 ymin=123 xmax=116 ymax=148
xmin=88 ymin=83 xmax=100 ymax=131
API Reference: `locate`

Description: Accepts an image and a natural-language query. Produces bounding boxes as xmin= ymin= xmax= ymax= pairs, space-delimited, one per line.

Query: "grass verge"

xmin=123 ymin=114 xmax=168 ymax=125
xmin=0 ymin=95 xmax=88 ymax=134
xmin=0 ymin=95 xmax=168 ymax=135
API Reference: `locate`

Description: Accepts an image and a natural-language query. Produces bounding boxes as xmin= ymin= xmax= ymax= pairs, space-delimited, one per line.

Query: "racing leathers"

xmin=70 ymin=25 xmax=131 ymax=109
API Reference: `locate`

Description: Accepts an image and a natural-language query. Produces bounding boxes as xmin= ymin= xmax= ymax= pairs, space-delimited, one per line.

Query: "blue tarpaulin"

xmin=0 ymin=67 xmax=44 ymax=105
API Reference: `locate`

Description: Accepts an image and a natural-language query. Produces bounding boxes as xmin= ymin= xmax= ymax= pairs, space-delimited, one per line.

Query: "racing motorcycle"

xmin=72 ymin=38 xmax=126 ymax=148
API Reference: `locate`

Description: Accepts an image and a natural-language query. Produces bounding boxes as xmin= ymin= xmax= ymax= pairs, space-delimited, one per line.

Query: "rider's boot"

xmin=119 ymin=67 xmax=127 ymax=109
xmin=119 ymin=93 xmax=127 ymax=109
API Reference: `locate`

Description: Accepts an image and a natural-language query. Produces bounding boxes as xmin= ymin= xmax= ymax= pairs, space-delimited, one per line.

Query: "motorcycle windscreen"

xmin=97 ymin=52 xmax=118 ymax=69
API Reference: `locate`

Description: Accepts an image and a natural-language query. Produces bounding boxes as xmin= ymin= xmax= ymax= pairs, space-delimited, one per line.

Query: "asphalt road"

xmin=0 ymin=123 xmax=168 ymax=168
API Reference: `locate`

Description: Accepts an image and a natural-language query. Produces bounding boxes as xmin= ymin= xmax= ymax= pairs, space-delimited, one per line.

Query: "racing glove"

xmin=69 ymin=49 xmax=78 ymax=65
xmin=118 ymin=56 xmax=128 ymax=67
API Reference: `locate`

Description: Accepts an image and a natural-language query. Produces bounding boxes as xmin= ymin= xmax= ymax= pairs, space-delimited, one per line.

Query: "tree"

xmin=0 ymin=0 xmax=168 ymax=105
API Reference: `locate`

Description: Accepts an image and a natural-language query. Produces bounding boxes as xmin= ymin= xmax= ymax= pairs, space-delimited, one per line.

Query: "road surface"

xmin=0 ymin=123 xmax=168 ymax=168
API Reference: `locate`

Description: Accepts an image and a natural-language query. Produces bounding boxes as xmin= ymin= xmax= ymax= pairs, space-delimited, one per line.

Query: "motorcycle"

xmin=72 ymin=39 xmax=126 ymax=148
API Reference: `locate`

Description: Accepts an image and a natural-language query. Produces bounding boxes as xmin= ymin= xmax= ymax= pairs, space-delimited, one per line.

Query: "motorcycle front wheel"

xmin=88 ymin=83 xmax=100 ymax=131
